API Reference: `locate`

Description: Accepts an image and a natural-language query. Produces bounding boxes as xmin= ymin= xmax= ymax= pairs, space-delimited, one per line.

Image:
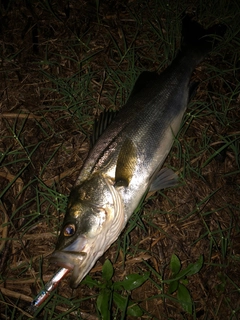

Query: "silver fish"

xmin=50 ymin=16 xmax=225 ymax=288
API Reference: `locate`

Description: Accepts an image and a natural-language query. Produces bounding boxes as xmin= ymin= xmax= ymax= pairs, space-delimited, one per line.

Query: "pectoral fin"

xmin=115 ymin=138 xmax=137 ymax=187
xmin=149 ymin=168 xmax=178 ymax=192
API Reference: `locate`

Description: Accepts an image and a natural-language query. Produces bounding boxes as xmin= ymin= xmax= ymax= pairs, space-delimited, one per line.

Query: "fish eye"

xmin=63 ymin=224 xmax=76 ymax=237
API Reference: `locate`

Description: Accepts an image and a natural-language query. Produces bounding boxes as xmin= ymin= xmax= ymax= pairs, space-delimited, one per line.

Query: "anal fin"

xmin=149 ymin=167 xmax=178 ymax=192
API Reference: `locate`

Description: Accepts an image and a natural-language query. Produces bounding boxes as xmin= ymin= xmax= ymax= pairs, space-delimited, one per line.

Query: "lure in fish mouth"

xmin=49 ymin=15 xmax=226 ymax=289
xmin=50 ymin=174 xmax=125 ymax=288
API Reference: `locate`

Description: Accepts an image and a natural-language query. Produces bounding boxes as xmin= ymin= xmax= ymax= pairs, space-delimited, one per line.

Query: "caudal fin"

xmin=181 ymin=14 xmax=226 ymax=62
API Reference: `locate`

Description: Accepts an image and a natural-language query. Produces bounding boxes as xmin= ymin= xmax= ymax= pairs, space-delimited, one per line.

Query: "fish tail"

xmin=180 ymin=14 xmax=226 ymax=63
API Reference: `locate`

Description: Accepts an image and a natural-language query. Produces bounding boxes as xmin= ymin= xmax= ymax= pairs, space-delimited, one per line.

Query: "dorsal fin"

xmin=91 ymin=110 xmax=118 ymax=146
xmin=115 ymin=138 xmax=137 ymax=187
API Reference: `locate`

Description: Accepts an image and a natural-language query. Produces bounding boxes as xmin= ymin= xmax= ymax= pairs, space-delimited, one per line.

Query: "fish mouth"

xmin=49 ymin=236 xmax=89 ymax=288
xmin=49 ymin=250 xmax=87 ymax=270
xmin=50 ymin=250 xmax=87 ymax=288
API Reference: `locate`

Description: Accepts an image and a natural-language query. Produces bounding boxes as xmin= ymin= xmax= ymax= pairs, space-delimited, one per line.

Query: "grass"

xmin=0 ymin=0 xmax=240 ymax=319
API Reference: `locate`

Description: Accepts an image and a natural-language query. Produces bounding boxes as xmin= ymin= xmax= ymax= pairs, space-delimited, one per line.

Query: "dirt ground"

xmin=1 ymin=1 xmax=240 ymax=319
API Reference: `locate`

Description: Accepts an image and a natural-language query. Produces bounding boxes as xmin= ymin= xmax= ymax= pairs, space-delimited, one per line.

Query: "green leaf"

xmin=113 ymin=292 xmax=143 ymax=317
xmin=102 ymin=259 xmax=114 ymax=281
xmin=114 ymin=272 xmax=150 ymax=291
xmin=168 ymin=280 xmax=179 ymax=294
xmin=181 ymin=278 xmax=189 ymax=285
xmin=97 ymin=289 xmax=111 ymax=320
xmin=177 ymin=283 xmax=193 ymax=314
xmin=113 ymin=292 xmax=128 ymax=311
xmin=163 ymin=256 xmax=203 ymax=284
xmin=177 ymin=255 xmax=203 ymax=278
xmin=170 ymin=254 xmax=181 ymax=276
xmin=127 ymin=301 xmax=143 ymax=317
xmin=81 ymin=275 xmax=100 ymax=288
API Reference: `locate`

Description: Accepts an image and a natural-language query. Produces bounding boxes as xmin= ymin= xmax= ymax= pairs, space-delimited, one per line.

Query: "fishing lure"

xmin=28 ymin=267 xmax=69 ymax=314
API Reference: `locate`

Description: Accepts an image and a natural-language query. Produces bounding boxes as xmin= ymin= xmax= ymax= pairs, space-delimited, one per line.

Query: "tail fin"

xmin=180 ymin=14 xmax=226 ymax=62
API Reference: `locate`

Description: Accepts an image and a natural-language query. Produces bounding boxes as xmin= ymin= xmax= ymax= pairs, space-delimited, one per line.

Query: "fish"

xmin=49 ymin=16 xmax=225 ymax=289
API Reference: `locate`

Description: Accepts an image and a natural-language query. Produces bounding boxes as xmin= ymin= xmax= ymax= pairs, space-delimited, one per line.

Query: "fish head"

xmin=49 ymin=174 xmax=125 ymax=288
